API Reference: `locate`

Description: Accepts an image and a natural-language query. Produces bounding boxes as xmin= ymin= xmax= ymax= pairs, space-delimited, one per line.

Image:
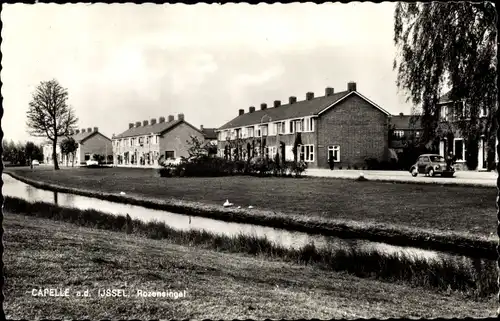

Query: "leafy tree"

xmin=26 ymin=79 xmax=78 ymax=170
xmin=60 ymin=137 xmax=78 ymax=167
xmin=25 ymin=141 xmax=35 ymax=168
xmin=394 ymin=2 xmax=497 ymax=170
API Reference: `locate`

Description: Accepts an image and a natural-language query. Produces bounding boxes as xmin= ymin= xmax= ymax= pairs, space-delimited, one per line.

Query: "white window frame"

xmin=453 ymin=138 xmax=465 ymax=161
xmin=247 ymin=127 xmax=254 ymax=138
xmin=480 ymin=105 xmax=488 ymax=118
xmin=275 ymin=121 xmax=286 ymax=134
xmin=299 ymin=144 xmax=314 ymax=162
xmin=394 ymin=130 xmax=405 ymax=138
xmin=441 ymin=105 xmax=448 ymax=121
xmin=328 ymin=145 xmax=340 ymax=162
xmin=260 ymin=124 xmax=268 ymax=136
xmin=303 ymin=118 xmax=315 ymax=132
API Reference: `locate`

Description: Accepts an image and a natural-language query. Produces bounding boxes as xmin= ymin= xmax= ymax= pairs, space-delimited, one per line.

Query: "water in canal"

xmin=2 ymin=173 xmax=450 ymax=262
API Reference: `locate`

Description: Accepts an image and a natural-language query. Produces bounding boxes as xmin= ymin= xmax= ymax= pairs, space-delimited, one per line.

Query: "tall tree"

xmin=60 ymin=137 xmax=78 ymax=167
xmin=26 ymin=79 xmax=78 ymax=170
xmin=25 ymin=141 xmax=35 ymax=168
xmin=394 ymin=2 xmax=497 ymax=170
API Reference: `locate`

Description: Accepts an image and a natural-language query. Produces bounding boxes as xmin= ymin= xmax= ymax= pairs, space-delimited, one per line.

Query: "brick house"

xmin=42 ymin=127 xmax=112 ymax=166
xmin=435 ymin=91 xmax=497 ymax=170
xmin=112 ymin=114 xmax=205 ymax=167
xmin=388 ymin=113 xmax=423 ymax=152
xmin=216 ymin=82 xmax=392 ymax=169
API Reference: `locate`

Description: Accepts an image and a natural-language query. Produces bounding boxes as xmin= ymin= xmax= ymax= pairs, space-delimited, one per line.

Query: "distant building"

xmin=216 ymin=82 xmax=392 ymax=169
xmin=388 ymin=113 xmax=423 ymax=153
xmin=112 ymin=114 xmax=205 ymax=167
xmin=42 ymin=127 xmax=113 ymax=166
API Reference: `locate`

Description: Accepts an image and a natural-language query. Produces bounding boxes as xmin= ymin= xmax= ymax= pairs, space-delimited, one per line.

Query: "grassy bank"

xmin=4 ymin=169 xmax=497 ymax=260
xmin=5 ymin=215 xmax=496 ymax=319
xmin=3 ymin=196 xmax=498 ymax=298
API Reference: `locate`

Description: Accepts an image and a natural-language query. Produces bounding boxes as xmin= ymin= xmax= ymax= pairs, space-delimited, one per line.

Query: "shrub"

xmin=353 ymin=165 xmax=358 ymax=170
xmin=290 ymin=160 xmax=308 ymax=177
xmin=365 ymin=158 xmax=379 ymax=170
xmin=347 ymin=164 xmax=352 ymax=170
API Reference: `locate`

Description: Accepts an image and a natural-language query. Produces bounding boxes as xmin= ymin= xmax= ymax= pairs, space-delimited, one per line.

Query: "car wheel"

xmin=428 ymin=168 xmax=435 ymax=177
xmin=411 ymin=168 xmax=418 ymax=177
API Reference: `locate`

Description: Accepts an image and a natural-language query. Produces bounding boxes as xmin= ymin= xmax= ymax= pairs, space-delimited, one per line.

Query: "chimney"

xmin=87 ymin=127 xmax=92 ymax=132
xmin=200 ymin=125 xmax=204 ymax=130
xmin=129 ymin=123 xmax=134 ymax=129
xmin=399 ymin=112 xmax=404 ymax=116
xmin=306 ymin=92 xmax=314 ymax=100
xmin=239 ymin=109 xmax=245 ymax=116
xmin=159 ymin=117 xmax=166 ymax=123
xmin=289 ymin=96 xmax=297 ymax=104
xmin=150 ymin=118 xmax=157 ymax=125
xmin=168 ymin=115 xmax=175 ymax=122
xmin=143 ymin=120 xmax=149 ymax=126
xmin=249 ymin=106 xmax=256 ymax=113
xmin=260 ymin=103 xmax=267 ymax=110
xmin=93 ymin=127 xmax=98 ymax=132
xmin=347 ymin=81 xmax=357 ymax=92
xmin=75 ymin=129 xmax=80 ymax=134
xmin=81 ymin=128 xmax=86 ymax=133
xmin=135 ymin=122 xmax=141 ymax=127
xmin=177 ymin=113 xmax=184 ymax=121
xmin=325 ymin=87 xmax=334 ymax=96
xmin=273 ymin=100 xmax=281 ymax=108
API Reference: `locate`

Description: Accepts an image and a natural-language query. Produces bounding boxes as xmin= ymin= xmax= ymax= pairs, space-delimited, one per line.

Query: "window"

xmin=261 ymin=124 xmax=268 ymax=136
xmin=454 ymin=101 xmax=464 ymax=119
xmin=155 ymin=136 xmax=159 ymax=144
xmin=247 ymin=127 xmax=254 ymax=138
xmin=415 ymin=131 xmax=421 ymax=138
xmin=299 ymin=144 xmax=314 ymax=162
xmin=256 ymin=127 xmax=261 ymax=137
xmin=265 ymin=146 xmax=277 ymax=158
xmin=440 ymin=105 xmax=448 ymax=121
xmin=480 ymin=106 xmax=488 ymax=118
xmin=165 ymin=151 xmax=175 ymax=159
xmin=275 ymin=121 xmax=286 ymax=134
xmin=303 ymin=118 xmax=314 ymax=132
xmin=290 ymin=119 xmax=303 ymax=133
xmin=84 ymin=153 xmax=91 ymax=161
xmin=139 ymin=137 xmax=144 ymax=146
xmin=328 ymin=145 xmax=340 ymax=162
xmin=394 ymin=130 xmax=405 ymax=138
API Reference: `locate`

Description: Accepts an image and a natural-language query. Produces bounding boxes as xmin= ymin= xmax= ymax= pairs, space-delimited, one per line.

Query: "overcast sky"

xmin=1 ymin=3 xmax=413 ymax=144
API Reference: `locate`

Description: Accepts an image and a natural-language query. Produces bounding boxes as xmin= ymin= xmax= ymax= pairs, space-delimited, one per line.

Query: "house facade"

xmin=216 ymin=82 xmax=392 ymax=169
xmin=435 ymin=92 xmax=497 ymax=170
xmin=388 ymin=113 xmax=423 ymax=152
xmin=112 ymin=114 xmax=205 ymax=167
xmin=42 ymin=127 xmax=113 ymax=166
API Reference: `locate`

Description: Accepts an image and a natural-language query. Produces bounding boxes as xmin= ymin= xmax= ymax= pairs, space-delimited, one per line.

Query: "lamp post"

xmin=260 ymin=114 xmax=272 ymax=160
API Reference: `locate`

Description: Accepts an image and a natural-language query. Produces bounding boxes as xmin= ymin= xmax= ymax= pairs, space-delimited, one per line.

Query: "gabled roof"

xmin=115 ymin=119 xmax=182 ymax=139
xmin=42 ymin=130 xmax=110 ymax=146
xmin=390 ymin=114 xmax=422 ymax=129
xmin=217 ymin=90 xmax=390 ymax=131
xmin=201 ymin=128 xmax=217 ymax=140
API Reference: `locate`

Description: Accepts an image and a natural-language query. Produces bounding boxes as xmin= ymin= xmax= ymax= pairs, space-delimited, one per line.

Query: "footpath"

xmin=304 ymin=168 xmax=497 ymax=187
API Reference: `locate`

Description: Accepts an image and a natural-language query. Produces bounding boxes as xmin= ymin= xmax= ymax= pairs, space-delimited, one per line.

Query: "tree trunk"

xmin=72 ymin=152 xmax=75 ymax=167
xmin=52 ymin=139 xmax=60 ymax=170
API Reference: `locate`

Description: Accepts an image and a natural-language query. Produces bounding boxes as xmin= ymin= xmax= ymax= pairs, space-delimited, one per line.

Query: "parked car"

xmin=32 ymin=160 xmax=40 ymax=166
xmin=86 ymin=159 xmax=99 ymax=166
xmin=409 ymin=154 xmax=454 ymax=177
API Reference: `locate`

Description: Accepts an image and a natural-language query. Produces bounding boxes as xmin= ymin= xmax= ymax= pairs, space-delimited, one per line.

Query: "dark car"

xmin=409 ymin=154 xmax=455 ymax=177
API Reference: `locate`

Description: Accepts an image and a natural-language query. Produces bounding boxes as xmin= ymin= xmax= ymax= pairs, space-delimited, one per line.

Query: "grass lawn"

xmin=3 ymin=213 xmax=496 ymax=319
xmin=7 ymin=166 xmax=497 ymax=238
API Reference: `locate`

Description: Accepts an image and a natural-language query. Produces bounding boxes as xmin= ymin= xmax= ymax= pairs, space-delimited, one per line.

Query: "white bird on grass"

xmin=120 ymin=191 xmax=126 ymax=195
xmin=223 ymin=199 xmax=233 ymax=207
xmin=248 ymin=206 xmax=254 ymax=209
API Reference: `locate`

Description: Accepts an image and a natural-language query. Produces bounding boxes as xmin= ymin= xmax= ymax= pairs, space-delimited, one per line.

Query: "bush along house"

xmin=434 ymin=91 xmax=498 ymax=171
xmin=42 ymin=127 xmax=113 ymax=166
xmin=215 ymin=82 xmax=393 ymax=169
xmin=112 ymin=114 xmax=206 ymax=167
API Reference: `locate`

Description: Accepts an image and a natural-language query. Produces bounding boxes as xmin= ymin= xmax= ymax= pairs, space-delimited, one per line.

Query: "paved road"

xmin=304 ymin=169 xmax=498 ymax=187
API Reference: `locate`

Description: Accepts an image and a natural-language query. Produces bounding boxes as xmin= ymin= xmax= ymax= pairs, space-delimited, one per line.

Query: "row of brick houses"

xmin=42 ymin=127 xmax=113 ymax=166
xmin=215 ymin=82 xmax=498 ymax=170
xmin=216 ymin=82 xmax=393 ymax=169
xmin=111 ymin=114 xmax=217 ymax=167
